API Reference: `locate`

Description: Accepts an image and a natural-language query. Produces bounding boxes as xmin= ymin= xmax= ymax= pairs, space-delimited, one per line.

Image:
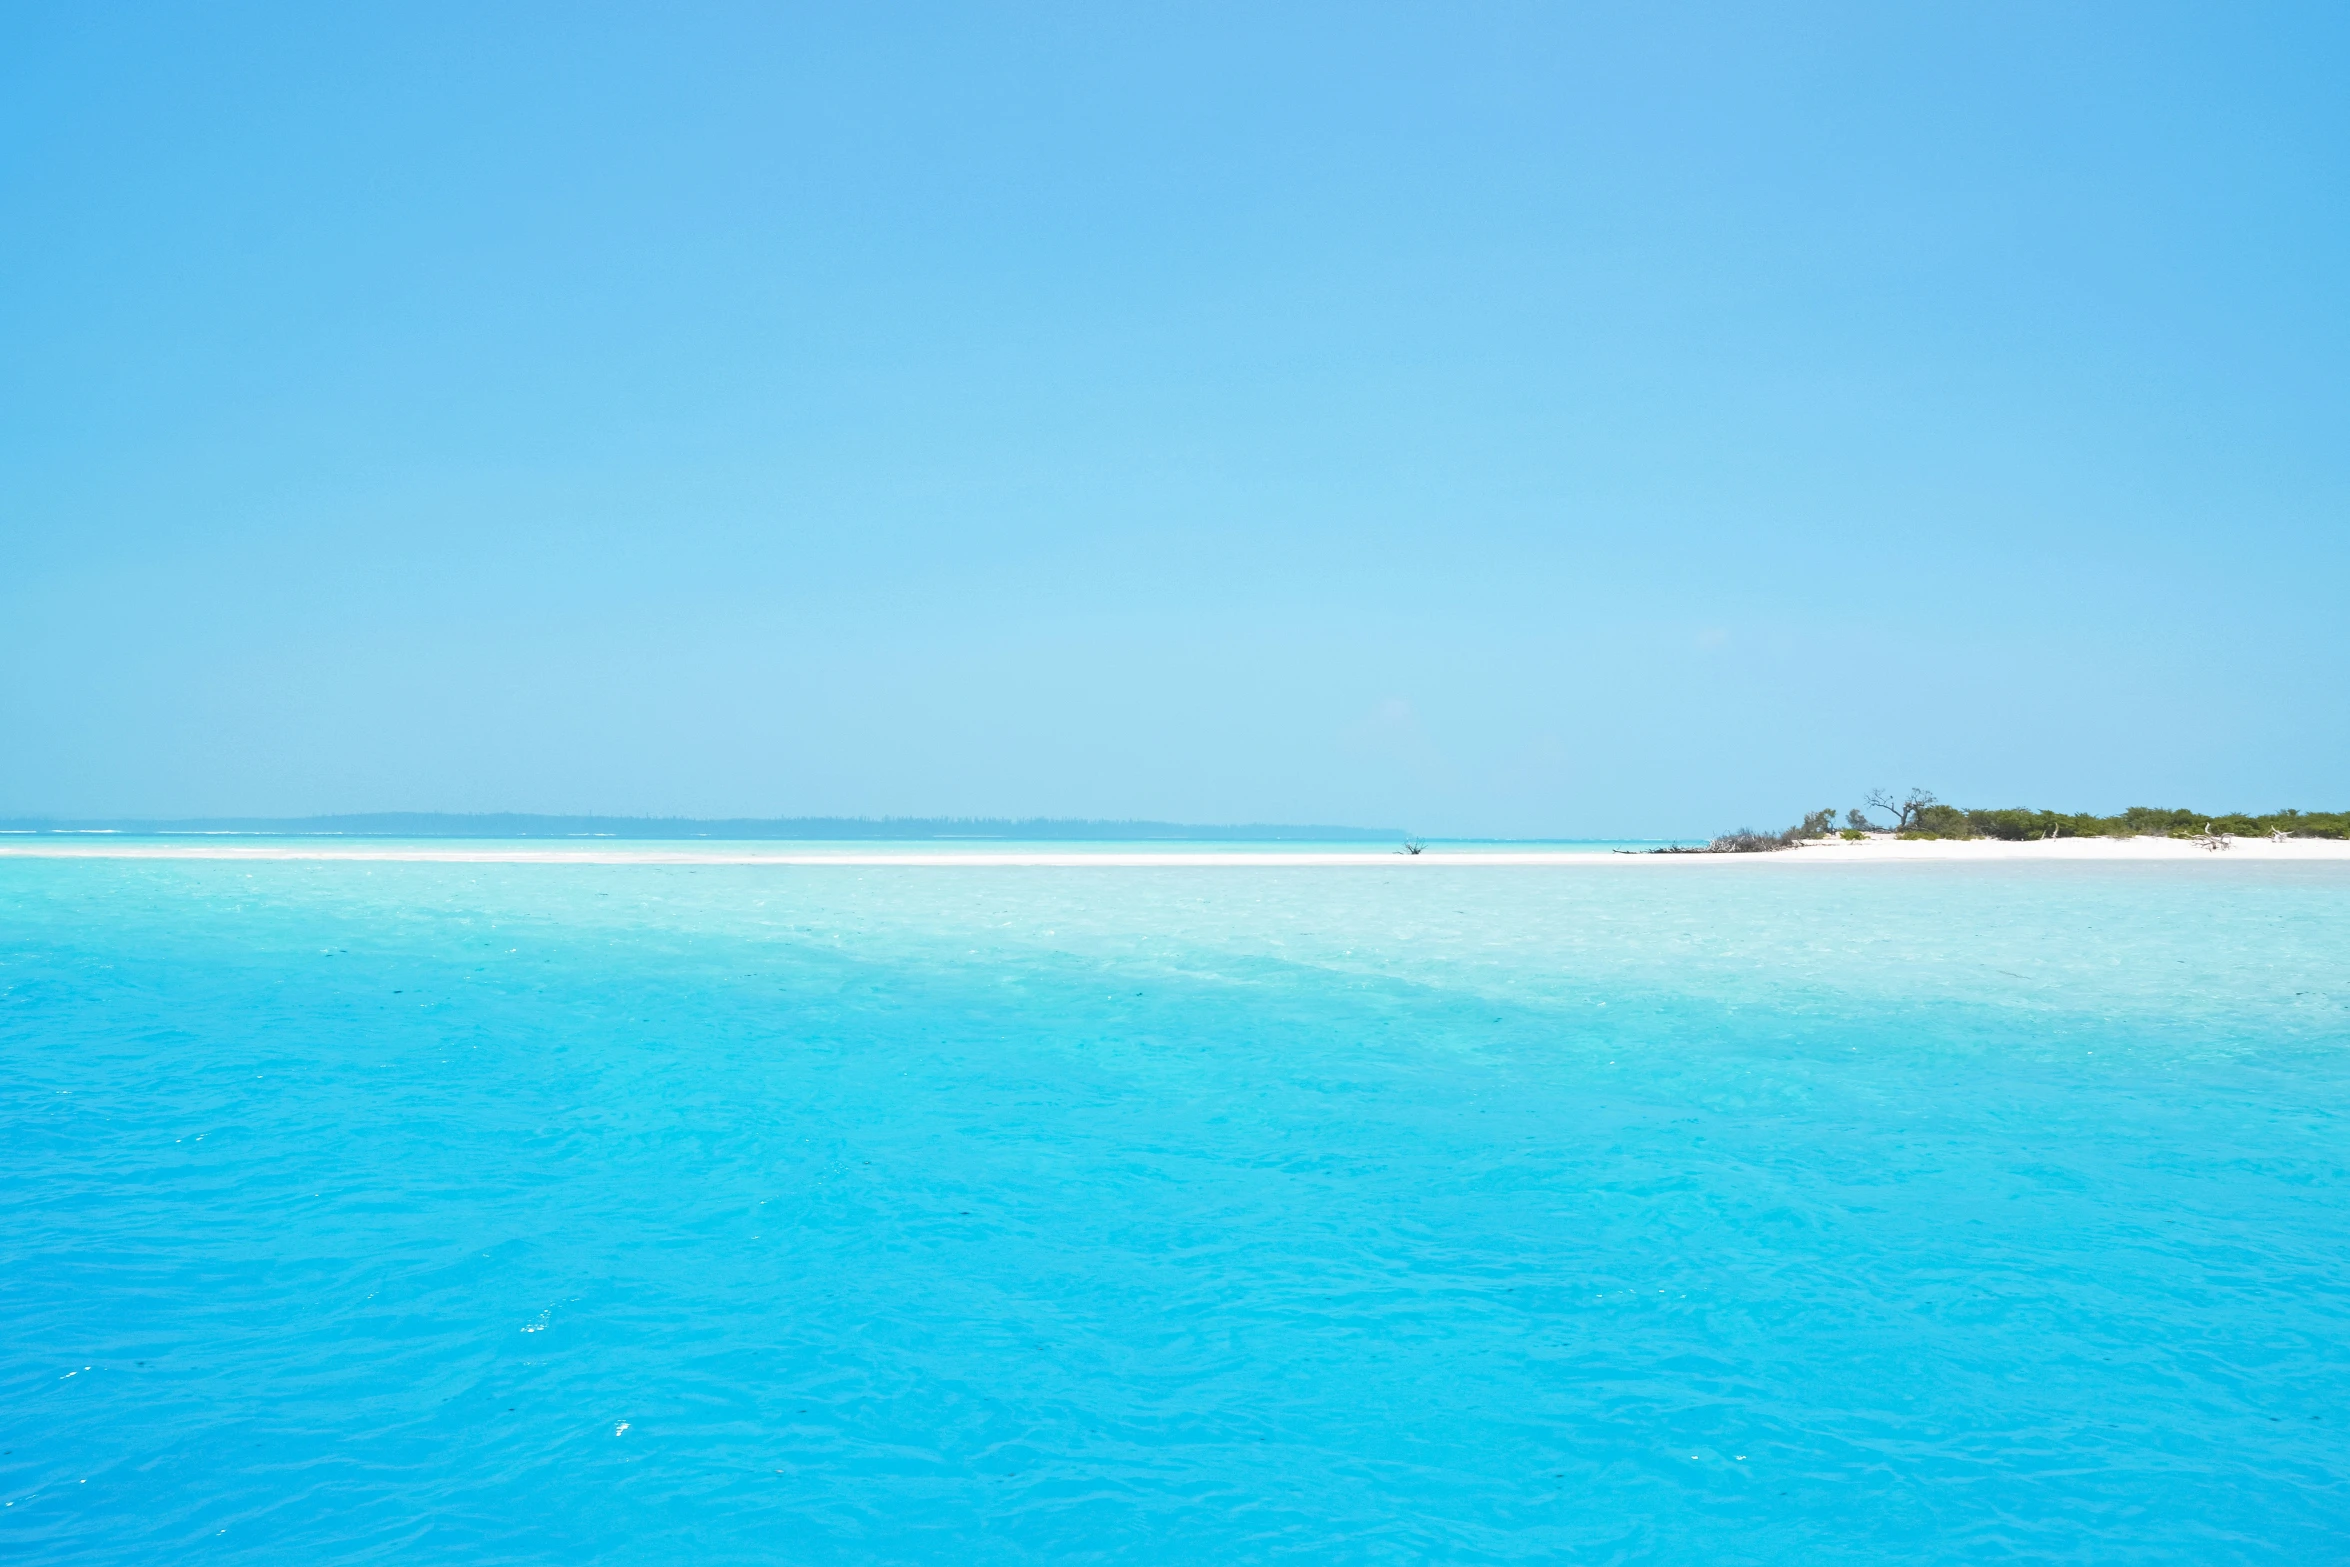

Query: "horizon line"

xmin=0 ymin=811 xmax=1419 ymax=843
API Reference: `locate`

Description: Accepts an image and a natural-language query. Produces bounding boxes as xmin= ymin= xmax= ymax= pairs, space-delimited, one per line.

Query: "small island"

xmin=1694 ymin=790 xmax=2350 ymax=854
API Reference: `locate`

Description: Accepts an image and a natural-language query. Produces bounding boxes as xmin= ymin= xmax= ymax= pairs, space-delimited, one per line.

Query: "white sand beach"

xmin=1 ymin=837 xmax=2345 ymax=866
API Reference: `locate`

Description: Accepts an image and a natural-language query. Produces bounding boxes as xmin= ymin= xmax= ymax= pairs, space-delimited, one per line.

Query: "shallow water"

xmin=4 ymin=853 xmax=2346 ymax=1563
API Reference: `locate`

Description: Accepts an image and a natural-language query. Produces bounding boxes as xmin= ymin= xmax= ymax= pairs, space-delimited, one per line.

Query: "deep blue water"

xmin=4 ymin=852 xmax=2347 ymax=1563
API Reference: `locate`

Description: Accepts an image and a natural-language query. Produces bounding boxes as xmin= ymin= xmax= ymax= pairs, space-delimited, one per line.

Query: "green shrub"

xmin=1780 ymin=808 xmax=1837 ymax=844
xmin=2262 ymin=810 xmax=2350 ymax=839
xmin=1964 ymin=808 xmax=2049 ymax=840
xmin=1906 ymin=803 xmax=1976 ymax=839
xmin=1839 ymin=828 xmax=1867 ymax=841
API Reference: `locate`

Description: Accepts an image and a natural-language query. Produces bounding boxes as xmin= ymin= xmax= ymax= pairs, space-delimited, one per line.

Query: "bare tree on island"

xmin=1862 ymin=787 xmax=1937 ymax=832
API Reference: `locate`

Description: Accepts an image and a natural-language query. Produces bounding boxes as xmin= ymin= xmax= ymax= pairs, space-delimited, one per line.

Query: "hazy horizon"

xmin=0 ymin=811 xmax=1417 ymax=842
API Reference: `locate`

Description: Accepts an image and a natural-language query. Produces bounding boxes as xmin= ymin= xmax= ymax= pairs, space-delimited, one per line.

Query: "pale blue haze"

xmin=6 ymin=853 xmax=2348 ymax=1560
xmin=4 ymin=5 xmax=2348 ymax=834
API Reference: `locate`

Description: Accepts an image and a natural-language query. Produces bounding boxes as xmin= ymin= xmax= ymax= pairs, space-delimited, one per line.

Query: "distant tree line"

xmin=1704 ymin=789 xmax=2347 ymax=851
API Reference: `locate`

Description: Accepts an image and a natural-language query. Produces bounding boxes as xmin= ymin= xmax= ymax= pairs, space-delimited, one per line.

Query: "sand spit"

xmin=1 ymin=837 xmax=2346 ymax=866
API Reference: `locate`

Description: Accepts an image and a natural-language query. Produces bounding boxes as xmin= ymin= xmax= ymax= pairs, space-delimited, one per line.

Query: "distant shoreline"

xmin=0 ymin=812 xmax=1401 ymax=842
xmin=3 ymin=837 xmax=2345 ymax=866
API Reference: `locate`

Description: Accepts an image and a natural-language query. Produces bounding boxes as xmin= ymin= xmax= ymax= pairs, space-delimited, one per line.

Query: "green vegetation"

xmin=1903 ymin=802 xmax=1974 ymax=838
xmin=1852 ymin=790 xmax=2347 ymax=841
xmin=1694 ymin=790 xmax=2346 ymax=853
xmin=1942 ymin=806 xmax=2349 ymax=840
xmin=1712 ymin=793 xmax=2349 ymax=851
xmin=1710 ymin=807 xmax=1839 ymax=853
xmin=1788 ymin=809 xmax=1837 ymax=841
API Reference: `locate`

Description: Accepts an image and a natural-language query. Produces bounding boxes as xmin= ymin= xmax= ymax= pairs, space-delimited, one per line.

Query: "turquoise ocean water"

xmin=4 ymin=846 xmax=2346 ymax=1562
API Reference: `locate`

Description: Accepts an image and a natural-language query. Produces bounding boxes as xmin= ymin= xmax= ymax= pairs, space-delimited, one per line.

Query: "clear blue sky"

xmin=5 ymin=4 xmax=2344 ymax=836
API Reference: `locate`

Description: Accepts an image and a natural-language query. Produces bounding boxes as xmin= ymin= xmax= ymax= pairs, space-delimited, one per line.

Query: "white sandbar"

xmin=1 ymin=838 xmax=2345 ymax=866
